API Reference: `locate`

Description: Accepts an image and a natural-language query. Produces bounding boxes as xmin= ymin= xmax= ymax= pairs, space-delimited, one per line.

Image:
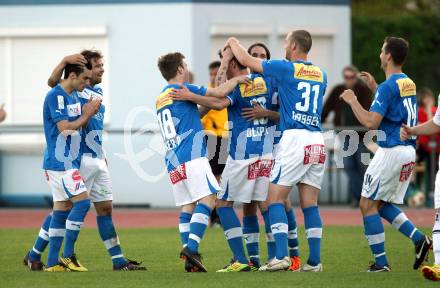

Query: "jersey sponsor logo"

xmin=82 ymin=88 xmax=103 ymax=101
xmin=399 ymin=161 xmax=415 ymax=182
xmin=303 ymin=144 xmax=326 ymax=164
xmin=396 ymin=78 xmax=416 ymax=97
xmin=239 ymin=77 xmax=267 ymax=98
xmin=67 ymin=103 xmax=81 ymax=117
xmin=57 ymin=95 xmax=65 ymax=109
xmin=247 ymin=159 xmax=273 ymax=180
xmin=156 ymin=88 xmax=174 ymax=110
xmin=293 ymin=63 xmax=323 ymax=82
xmin=169 ymin=163 xmax=187 ymax=184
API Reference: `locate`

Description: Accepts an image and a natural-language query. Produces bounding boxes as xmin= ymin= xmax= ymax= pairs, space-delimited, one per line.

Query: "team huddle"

xmin=23 ymin=29 xmax=439 ymax=280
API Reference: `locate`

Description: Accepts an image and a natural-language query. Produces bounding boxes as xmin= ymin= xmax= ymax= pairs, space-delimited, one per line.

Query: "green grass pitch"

xmin=0 ymin=226 xmax=438 ymax=287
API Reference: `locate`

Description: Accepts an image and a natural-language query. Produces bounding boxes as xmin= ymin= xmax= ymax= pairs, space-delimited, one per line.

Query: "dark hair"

xmin=218 ymin=49 xmax=246 ymax=70
xmin=247 ymin=42 xmax=271 ymax=60
xmin=209 ymin=61 xmax=221 ymax=70
xmin=288 ymin=30 xmax=312 ymax=53
xmin=342 ymin=65 xmax=359 ymax=75
xmin=81 ymin=49 xmax=103 ymax=64
xmin=63 ymin=63 xmax=91 ymax=79
xmin=383 ymin=37 xmax=409 ymax=66
xmin=157 ymin=52 xmax=185 ymax=81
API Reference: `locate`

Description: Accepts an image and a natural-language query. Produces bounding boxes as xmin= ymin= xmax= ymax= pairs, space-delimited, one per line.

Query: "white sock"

xmin=433 ymin=213 xmax=440 ymax=265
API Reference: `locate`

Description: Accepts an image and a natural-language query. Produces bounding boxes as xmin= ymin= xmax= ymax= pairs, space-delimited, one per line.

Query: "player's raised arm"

xmin=339 ymin=89 xmax=383 ymax=130
xmin=56 ymin=99 xmax=101 ymax=136
xmin=48 ymin=54 xmax=87 ymax=87
xmin=215 ymin=48 xmax=233 ymax=87
xmin=227 ymin=37 xmax=263 ymax=73
xmin=206 ymin=74 xmax=250 ymax=98
xmin=169 ymin=85 xmax=230 ymax=111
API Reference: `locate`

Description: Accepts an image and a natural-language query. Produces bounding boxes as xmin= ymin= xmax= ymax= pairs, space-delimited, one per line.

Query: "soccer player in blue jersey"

xmin=340 ymin=37 xmax=431 ymax=272
xmin=156 ymin=52 xmax=248 ymax=272
xmin=226 ymin=30 xmax=327 ymax=272
xmin=24 ymin=51 xmax=146 ymax=271
xmin=215 ymin=43 xmax=301 ymax=271
xmin=39 ymin=63 xmax=101 ymax=272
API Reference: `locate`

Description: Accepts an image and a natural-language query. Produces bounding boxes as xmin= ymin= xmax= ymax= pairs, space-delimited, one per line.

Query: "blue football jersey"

xmin=262 ymin=60 xmax=327 ymax=132
xmin=77 ymin=85 xmax=105 ymax=159
xmin=226 ymin=73 xmax=277 ymax=160
xmin=156 ymin=83 xmax=207 ymax=172
xmin=43 ymin=84 xmax=82 ymax=171
xmin=370 ymin=73 xmax=417 ymax=148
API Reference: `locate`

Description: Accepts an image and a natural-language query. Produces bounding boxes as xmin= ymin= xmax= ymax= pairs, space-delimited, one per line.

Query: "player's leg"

xmin=24 ymin=212 xmax=52 ymax=270
xmin=45 ymin=200 xmax=71 ymax=271
xmin=378 ymin=201 xmax=430 ymax=269
xmin=258 ymin=201 xmax=276 ymax=263
xmin=360 ymin=197 xmax=390 ymax=272
xmin=285 ymin=198 xmax=301 ymax=271
xmin=59 ymin=190 xmax=91 ymax=272
xmin=242 ymin=201 xmax=260 ymax=269
xmin=265 ymin=183 xmax=292 ymax=271
xmin=298 ymin=183 xmax=323 ymax=272
xmin=216 ymin=199 xmax=250 ymax=272
xmin=179 ymin=203 xmax=195 ymax=272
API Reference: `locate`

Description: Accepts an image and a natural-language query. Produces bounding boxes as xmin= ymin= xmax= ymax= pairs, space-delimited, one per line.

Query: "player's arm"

xmin=169 ymin=85 xmax=230 ymax=110
xmin=241 ymin=104 xmax=280 ymax=122
xmin=206 ymin=75 xmax=250 ymax=98
xmin=56 ymin=99 xmax=101 ymax=136
xmin=227 ymin=37 xmax=263 ymax=73
xmin=340 ymin=89 xmax=383 ymax=130
xmin=198 ymin=106 xmax=211 ymax=118
xmin=47 ymin=54 xmax=87 ymax=87
xmin=215 ymin=48 xmax=233 ymax=87
xmin=359 ymin=71 xmax=378 ymax=92
xmin=401 ymin=120 xmax=440 ymax=140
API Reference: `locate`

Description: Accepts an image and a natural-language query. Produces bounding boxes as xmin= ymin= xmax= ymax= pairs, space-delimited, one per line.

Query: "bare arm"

xmin=169 ymin=86 xmax=230 ymax=110
xmin=402 ymin=119 xmax=440 ymax=139
xmin=215 ymin=48 xmax=233 ymax=87
xmin=227 ymin=37 xmax=263 ymax=73
xmin=207 ymin=75 xmax=250 ymax=98
xmin=48 ymin=54 xmax=87 ymax=87
xmin=241 ymin=104 xmax=280 ymax=122
xmin=340 ymin=89 xmax=383 ymax=130
xmin=56 ymin=99 xmax=101 ymax=136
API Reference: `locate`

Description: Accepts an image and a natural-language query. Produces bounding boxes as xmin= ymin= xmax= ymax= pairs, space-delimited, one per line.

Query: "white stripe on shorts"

xmin=224 ymin=227 xmax=243 ymax=240
xmin=366 ymin=232 xmax=385 ymax=246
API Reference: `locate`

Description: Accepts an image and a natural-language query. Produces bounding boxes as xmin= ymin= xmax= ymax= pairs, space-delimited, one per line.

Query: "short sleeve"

xmin=262 ymin=60 xmax=289 ymax=79
xmin=226 ymin=87 xmax=240 ymax=106
xmin=47 ymin=93 xmax=68 ymax=123
xmin=433 ymin=95 xmax=440 ymax=126
xmin=185 ymin=83 xmax=207 ymax=96
xmin=370 ymin=83 xmax=391 ymax=116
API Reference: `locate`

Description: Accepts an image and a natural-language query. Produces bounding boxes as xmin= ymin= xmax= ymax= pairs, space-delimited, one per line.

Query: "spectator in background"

xmin=322 ymin=66 xmax=373 ymax=206
xmin=417 ymin=87 xmax=440 ymax=191
xmin=0 ymin=104 xmax=6 ymax=122
xmin=188 ymin=71 xmax=194 ymax=84
xmin=202 ymin=61 xmax=228 ymax=226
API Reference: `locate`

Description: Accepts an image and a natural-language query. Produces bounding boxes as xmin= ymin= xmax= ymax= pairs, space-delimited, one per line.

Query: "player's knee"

xmin=200 ymin=194 xmax=216 ymax=209
xmin=359 ymin=197 xmax=379 ymax=216
xmin=215 ymin=198 xmax=232 ymax=208
xmin=95 ymin=202 xmax=113 ymax=216
xmin=243 ymin=202 xmax=258 ymax=216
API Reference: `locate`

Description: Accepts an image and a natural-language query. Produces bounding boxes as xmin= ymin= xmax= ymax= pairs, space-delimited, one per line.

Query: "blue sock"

xmin=262 ymin=210 xmax=276 ymax=261
xmin=243 ymin=215 xmax=260 ymax=266
xmin=269 ymin=203 xmax=288 ymax=260
xmin=97 ymin=215 xmax=128 ymax=267
xmin=47 ymin=210 xmax=69 ymax=267
xmin=187 ymin=203 xmax=212 ymax=253
xmin=286 ymin=208 xmax=299 ymax=257
xmin=179 ymin=212 xmax=192 ymax=247
xmin=62 ymin=199 xmax=91 ymax=258
xmin=379 ymin=203 xmax=424 ymax=245
xmin=29 ymin=213 xmax=52 ymax=261
xmin=364 ymin=214 xmax=388 ymax=267
xmin=217 ymin=207 xmax=248 ymax=264
xmin=303 ymin=206 xmax=322 ymax=266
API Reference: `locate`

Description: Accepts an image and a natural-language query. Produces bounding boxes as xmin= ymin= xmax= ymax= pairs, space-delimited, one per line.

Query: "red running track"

xmin=0 ymin=208 xmax=435 ymax=229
